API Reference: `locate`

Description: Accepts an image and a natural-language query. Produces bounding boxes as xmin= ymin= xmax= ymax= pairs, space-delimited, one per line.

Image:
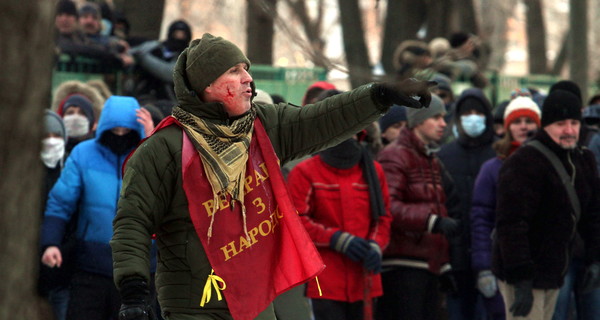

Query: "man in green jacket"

xmin=111 ymin=33 xmax=434 ymax=320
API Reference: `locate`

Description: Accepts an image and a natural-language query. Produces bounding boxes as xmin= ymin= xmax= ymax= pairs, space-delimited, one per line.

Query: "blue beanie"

xmin=379 ymin=105 xmax=407 ymax=133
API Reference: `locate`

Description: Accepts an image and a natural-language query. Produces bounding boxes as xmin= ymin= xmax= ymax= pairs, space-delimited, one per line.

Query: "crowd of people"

xmin=39 ymin=1 xmax=600 ymax=320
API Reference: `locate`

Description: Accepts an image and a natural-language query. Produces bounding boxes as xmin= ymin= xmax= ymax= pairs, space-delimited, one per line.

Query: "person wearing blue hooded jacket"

xmin=40 ymin=96 xmax=152 ymax=320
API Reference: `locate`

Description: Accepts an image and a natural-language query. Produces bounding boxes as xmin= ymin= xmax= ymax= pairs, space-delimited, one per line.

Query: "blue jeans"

xmin=553 ymin=258 xmax=600 ymax=319
xmin=47 ymin=286 xmax=70 ymax=320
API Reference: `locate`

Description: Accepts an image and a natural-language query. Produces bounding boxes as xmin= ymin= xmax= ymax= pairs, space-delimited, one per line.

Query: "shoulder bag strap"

xmin=528 ymin=140 xmax=581 ymax=221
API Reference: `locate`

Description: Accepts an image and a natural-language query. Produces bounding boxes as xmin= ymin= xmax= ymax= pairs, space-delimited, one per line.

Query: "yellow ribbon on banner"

xmin=315 ymin=276 xmax=322 ymax=296
xmin=200 ymin=269 xmax=227 ymax=307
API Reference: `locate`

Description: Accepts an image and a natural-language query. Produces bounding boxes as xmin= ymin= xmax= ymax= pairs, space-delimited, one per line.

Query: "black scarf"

xmin=320 ymin=139 xmax=386 ymax=220
xmin=99 ymin=131 xmax=141 ymax=155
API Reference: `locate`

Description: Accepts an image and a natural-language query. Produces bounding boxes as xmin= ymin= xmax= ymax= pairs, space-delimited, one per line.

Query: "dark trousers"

xmin=376 ymin=267 xmax=442 ymax=320
xmin=312 ymin=299 xmax=367 ymax=320
xmin=66 ymin=271 xmax=120 ymax=320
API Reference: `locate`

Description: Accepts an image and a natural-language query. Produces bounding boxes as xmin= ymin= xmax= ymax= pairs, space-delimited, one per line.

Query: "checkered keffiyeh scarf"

xmin=172 ymin=106 xmax=256 ymax=209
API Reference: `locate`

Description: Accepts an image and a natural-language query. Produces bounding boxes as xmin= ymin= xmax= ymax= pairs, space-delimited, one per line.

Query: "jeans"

xmin=48 ymin=286 xmax=70 ymax=320
xmin=552 ymin=258 xmax=600 ymax=320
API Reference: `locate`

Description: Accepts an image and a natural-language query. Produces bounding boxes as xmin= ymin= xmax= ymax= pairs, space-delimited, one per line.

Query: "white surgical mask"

xmin=460 ymin=114 xmax=486 ymax=138
xmin=63 ymin=114 xmax=90 ymax=138
xmin=41 ymin=137 xmax=65 ymax=168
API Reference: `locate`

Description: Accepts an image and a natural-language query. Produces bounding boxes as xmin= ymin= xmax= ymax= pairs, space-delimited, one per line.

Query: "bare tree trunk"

xmin=524 ymin=0 xmax=548 ymax=74
xmin=425 ymin=0 xmax=452 ymax=40
xmin=570 ymin=0 xmax=588 ymax=101
xmin=480 ymin=0 xmax=517 ymax=71
xmin=338 ymin=0 xmax=372 ymax=87
xmin=551 ymin=31 xmax=569 ymax=76
xmin=282 ymin=0 xmax=328 ymax=68
xmin=113 ymin=0 xmax=165 ymax=40
xmin=247 ymin=0 xmax=276 ymax=64
xmin=380 ymin=0 xmax=426 ymax=75
xmin=0 ymin=0 xmax=56 ymax=318
xmin=453 ymin=0 xmax=479 ymax=34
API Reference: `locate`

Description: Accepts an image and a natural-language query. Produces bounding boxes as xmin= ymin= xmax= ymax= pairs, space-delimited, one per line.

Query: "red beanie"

xmin=503 ymin=96 xmax=541 ymax=129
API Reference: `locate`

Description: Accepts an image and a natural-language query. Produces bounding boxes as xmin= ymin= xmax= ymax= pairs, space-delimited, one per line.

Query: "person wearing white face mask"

xmin=39 ymin=110 xmax=71 ymax=320
xmin=437 ymin=88 xmax=496 ymax=320
xmin=59 ymin=94 xmax=96 ymax=155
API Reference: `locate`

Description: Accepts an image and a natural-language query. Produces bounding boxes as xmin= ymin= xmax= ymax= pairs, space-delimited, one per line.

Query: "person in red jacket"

xmin=376 ymin=94 xmax=460 ymax=320
xmin=288 ymin=91 xmax=392 ymax=320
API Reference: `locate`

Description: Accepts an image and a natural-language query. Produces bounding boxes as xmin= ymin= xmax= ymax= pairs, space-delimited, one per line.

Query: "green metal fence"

xmin=51 ymin=57 xmax=598 ymax=108
xmin=250 ymin=64 xmax=327 ymax=105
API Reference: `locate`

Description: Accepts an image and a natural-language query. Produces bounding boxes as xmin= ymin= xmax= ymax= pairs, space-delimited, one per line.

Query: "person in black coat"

xmin=437 ymin=87 xmax=496 ymax=320
xmin=493 ymin=90 xmax=600 ymax=319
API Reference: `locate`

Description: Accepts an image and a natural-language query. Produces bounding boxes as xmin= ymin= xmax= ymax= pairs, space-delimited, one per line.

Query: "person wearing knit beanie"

xmin=42 ymin=110 xmax=67 ymax=169
xmin=407 ymin=94 xmax=446 ymax=129
xmin=56 ymin=0 xmax=77 ymax=18
xmin=549 ymin=80 xmax=582 ymax=104
xmin=541 ymin=90 xmax=582 ymax=128
xmin=117 ymin=31 xmax=437 ymax=320
xmin=185 ymin=33 xmax=251 ymax=95
xmin=379 ymin=105 xmax=407 ymax=145
xmin=503 ymin=97 xmax=541 ymax=130
xmin=62 ymin=94 xmax=95 ymax=124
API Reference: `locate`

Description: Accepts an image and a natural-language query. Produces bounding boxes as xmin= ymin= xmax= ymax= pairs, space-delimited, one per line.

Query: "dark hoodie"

xmin=437 ymin=88 xmax=496 ymax=272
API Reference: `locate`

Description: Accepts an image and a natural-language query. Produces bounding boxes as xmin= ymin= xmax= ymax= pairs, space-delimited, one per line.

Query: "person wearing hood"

xmin=437 ymin=88 xmax=496 ymax=320
xmin=38 ymin=110 xmax=70 ymax=320
xmin=376 ymin=95 xmax=460 ymax=320
xmin=130 ymin=20 xmax=193 ymax=103
xmin=109 ymin=33 xmax=433 ymax=320
xmin=40 ymin=96 xmax=153 ymax=320
xmin=287 ymin=91 xmax=391 ymax=320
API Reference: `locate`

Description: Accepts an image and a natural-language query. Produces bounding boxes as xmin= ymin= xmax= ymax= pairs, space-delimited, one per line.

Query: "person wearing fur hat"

xmin=130 ymin=19 xmax=193 ymax=103
xmin=492 ymin=90 xmax=600 ymax=319
xmin=41 ymin=96 xmax=151 ymax=320
xmin=437 ymin=88 xmax=496 ymax=320
xmin=376 ymin=95 xmax=460 ymax=320
xmin=470 ymin=96 xmax=541 ymax=320
xmin=110 ymin=33 xmax=435 ymax=320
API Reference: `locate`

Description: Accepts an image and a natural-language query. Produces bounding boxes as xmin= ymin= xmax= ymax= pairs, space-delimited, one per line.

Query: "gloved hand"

xmin=432 ymin=217 xmax=460 ymax=238
xmin=118 ymin=278 xmax=157 ymax=320
xmin=374 ymin=78 xmax=437 ymax=109
xmin=330 ymin=231 xmax=370 ymax=262
xmin=477 ymin=270 xmax=498 ymax=298
xmin=363 ymin=241 xmax=382 ymax=273
xmin=439 ymin=272 xmax=458 ymax=295
xmin=582 ymin=262 xmax=600 ymax=293
xmin=509 ymin=280 xmax=534 ymax=317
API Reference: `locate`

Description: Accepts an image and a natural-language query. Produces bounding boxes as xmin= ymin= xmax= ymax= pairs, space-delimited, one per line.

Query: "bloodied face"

xmin=202 ymin=63 xmax=254 ymax=117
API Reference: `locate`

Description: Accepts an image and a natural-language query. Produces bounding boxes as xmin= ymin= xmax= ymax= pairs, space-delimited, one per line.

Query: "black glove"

xmin=583 ymin=262 xmax=600 ymax=293
xmin=363 ymin=241 xmax=382 ymax=273
xmin=439 ymin=272 xmax=458 ymax=295
xmin=119 ymin=278 xmax=157 ymax=320
xmin=374 ymin=78 xmax=437 ymax=109
xmin=509 ymin=280 xmax=534 ymax=317
xmin=432 ymin=217 xmax=460 ymax=238
xmin=330 ymin=231 xmax=370 ymax=262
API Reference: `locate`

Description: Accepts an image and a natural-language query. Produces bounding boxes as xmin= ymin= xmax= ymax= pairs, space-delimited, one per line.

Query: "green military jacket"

xmin=111 ymin=52 xmax=389 ymax=319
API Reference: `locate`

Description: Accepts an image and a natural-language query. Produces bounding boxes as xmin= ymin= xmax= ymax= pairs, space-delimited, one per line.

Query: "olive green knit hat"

xmin=185 ymin=33 xmax=251 ymax=93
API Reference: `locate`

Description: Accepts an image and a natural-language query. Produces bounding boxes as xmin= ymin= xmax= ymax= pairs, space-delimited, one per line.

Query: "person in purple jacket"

xmin=470 ymin=96 xmax=541 ymax=320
